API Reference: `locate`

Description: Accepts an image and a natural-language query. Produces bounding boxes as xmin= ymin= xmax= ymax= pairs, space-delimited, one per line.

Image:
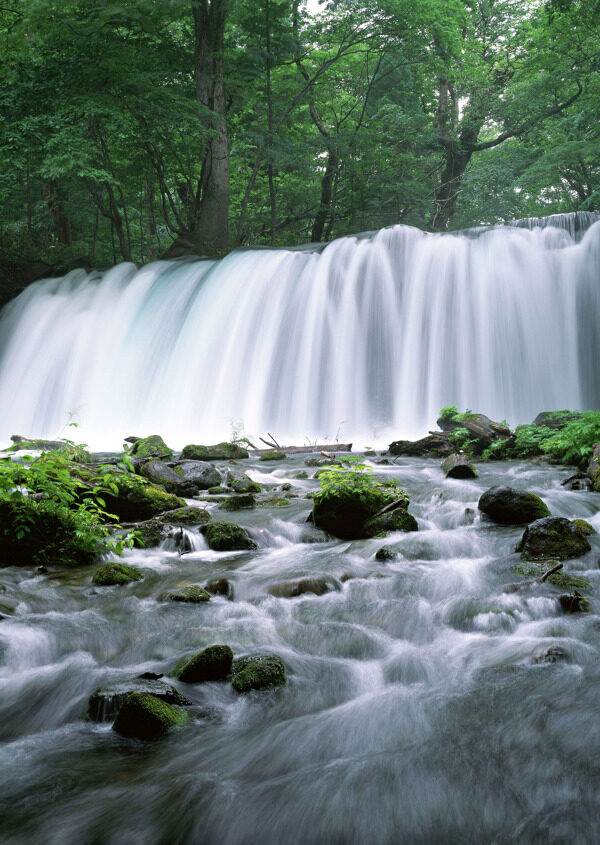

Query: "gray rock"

xmin=88 ymin=679 xmax=192 ymax=721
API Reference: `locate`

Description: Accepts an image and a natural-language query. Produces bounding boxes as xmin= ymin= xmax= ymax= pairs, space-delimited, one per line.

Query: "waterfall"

xmin=0 ymin=212 xmax=599 ymax=450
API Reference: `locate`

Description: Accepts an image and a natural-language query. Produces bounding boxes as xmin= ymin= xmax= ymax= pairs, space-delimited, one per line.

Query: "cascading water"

xmin=0 ymin=212 xmax=599 ymax=448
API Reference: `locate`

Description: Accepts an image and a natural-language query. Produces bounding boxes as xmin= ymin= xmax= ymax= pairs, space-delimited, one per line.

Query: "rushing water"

xmin=0 ymin=212 xmax=599 ymax=450
xmin=1 ymin=454 xmax=600 ymax=844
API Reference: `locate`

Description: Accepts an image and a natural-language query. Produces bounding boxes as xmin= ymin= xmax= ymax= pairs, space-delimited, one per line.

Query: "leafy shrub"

xmin=447 ymin=427 xmax=477 ymax=451
xmin=541 ymin=411 xmax=600 ymax=467
xmin=439 ymin=405 xmax=459 ymax=421
xmin=315 ymin=457 xmax=408 ymax=511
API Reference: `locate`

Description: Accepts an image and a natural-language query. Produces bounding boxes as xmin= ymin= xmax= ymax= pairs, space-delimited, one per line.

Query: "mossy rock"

xmin=204 ymin=578 xmax=234 ymax=599
xmin=479 ymin=486 xmax=550 ymax=525
xmin=208 ymin=486 xmax=229 ymax=495
xmin=128 ymin=435 xmax=174 ymax=461
xmin=156 ymin=507 xmax=211 ymax=527
xmin=364 ymin=507 xmax=418 ymax=537
xmin=173 ymin=645 xmax=234 ymax=683
xmin=375 ymin=545 xmax=398 ymax=562
xmin=573 ymin=519 xmax=595 ymax=536
xmin=517 ymin=517 xmax=592 ymax=560
xmin=512 ymin=560 xmax=591 ymax=591
xmin=164 ymin=586 xmax=211 ymax=603
xmin=129 ymin=518 xmax=169 ymax=549
xmin=227 ymin=472 xmax=261 ymax=493
xmin=259 ymin=450 xmax=286 ymax=461
xmin=92 ymin=562 xmax=143 ymax=586
xmin=220 ymin=493 xmax=256 ymax=511
xmin=180 ymin=442 xmax=249 ymax=461
xmin=103 ymin=475 xmax=185 ymax=522
xmin=292 ymin=471 xmax=308 ymax=480
xmin=313 ymin=484 xmax=410 ymax=540
xmin=203 ymin=521 xmax=257 ymax=551
xmin=231 ymin=654 xmax=286 ymax=693
xmin=0 ymin=499 xmax=102 ymax=568
xmin=558 ymin=592 xmax=590 ymax=614
xmin=261 ymin=496 xmax=291 ymax=508
xmin=112 ymin=692 xmax=189 ymax=739
xmin=140 ymin=460 xmax=190 ymax=494
xmin=268 ymin=578 xmax=332 ymax=598
xmin=89 ymin=680 xmax=191 ymax=721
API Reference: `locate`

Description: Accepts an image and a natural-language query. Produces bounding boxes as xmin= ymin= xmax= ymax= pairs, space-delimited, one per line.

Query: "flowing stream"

xmin=0 ymin=212 xmax=599 ymax=449
xmin=1 ymin=454 xmax=600 ymax=844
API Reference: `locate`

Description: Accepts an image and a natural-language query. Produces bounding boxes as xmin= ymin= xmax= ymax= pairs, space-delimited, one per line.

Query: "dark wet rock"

xmin=340 ymin=573 xmax=354 ymax=582
xmin=231 ymin=654 xmax=286 ymax=693
xmin=313 ymin=483 xmax=410 ymax=541
xmin=259 ymin=450 xmax=286 ymax=461
xmin=441 ymin=453 xmax=478 ymax=479
xmin=164 ymin=586 xmax=211 ymax=603
xmin=227 ymin=471 xmax=261 ymax=493
xmin=268 ymin=578 xmax=333 ymax=598
xmin=173 ymin=645 xmax=234 ymax=683
xmin=511 ymin=560 xmax=591 ymax=590
xmin=375 ymin=546 xmax=397 ymax=562
xmin=363 ymin=507 xmax=418 ymax=537
xmin=128 ymin=518 xmax=169 ymax=549
xmin=305 ymin=457 xmax=335 ymax=467
xmin=128 ymin=435 xmax=174 ymax=461
xmin=112 ymin=692 xmax=189 ymax=739
xmin=0 ymin=499 xmax=101 ymax=568
xmin=89 ymin=679 xmax=191 ymax=721
xmin=531 ymin=645 xmax=568 ymax=664
xmin=181 ymin=442 xmax=249 ymax=461
xmin=219 ymin=493 xmax=256 ymax=511
xmin=586 ymin=444 xmax=600 ymax=492
xmin=36 ymin=565 xmax=49 ymax=574
xmin=517 ymin=517 xmax=591 ymax=560
xmin=573 ymin=519 xmax=595 ymax=536
xmin=461 ymin=507 xmax=476 ymax=526
xmin=533 ymin=411 xmax=581 ymax=430
xmin=376 ymin=459 xmax=391 ymax=465
xmin=479 ymin=486 xmax=550 ymax=525
xmin=208 ymin=486 xmax=229 ymax=495
xmin=558 ymin=591 xmax=589 ymax=614
xmin=261 ymin=496 xmax=291 ymax=508
xmin=103 ymin=476 xmax=185 ymax=522
xmin=157 ymin=507 xmax=211 ymax=527
xmin=292 ymin=470 xmax=309 ymax=479
xmin=138 ymin=672 xmax=164 ymax=680
xmin=172 ymin=460 xmax=221 ymax=491
xmin=202 ymin=521 xmax=257 ymax=552
xmin=204 ymin=578 xmax=234 ymax=599
xmin=388 ymin=434 xmax=451 ymax=458
xmin=140 ymin=460 xmax=193 ymax=495
xmin=437 ymin=412 xmax=511 ymax=450
xmin=92 ymin=562 xmax=143 ymax=586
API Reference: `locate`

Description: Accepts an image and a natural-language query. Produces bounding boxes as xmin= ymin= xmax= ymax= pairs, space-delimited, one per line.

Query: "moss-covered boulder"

xmin=259 ymin=450 xmax=286 ymax=462
xmin=203 ymin=521 xmax=257 ymax=551
xmin=129 ymin=518 xmax=169 ymax=549
xmin=313 ymin=481 xmax=410 ymax=540
xmin=140 ymin=460 xmax=192 ymax=495
xmin=92 ymin=562 xmax=143 ymax=586
xmin=220 ymin=493 xmax=256 ymax=511
xmin=181 ymin=442 xmax=249 ymax=461
xmin=172 ymin=645 xmax=234 ymax=683
xmin=103 ymin=475 xmax=185 ymax=522
xmin=172 ymin=461 xmax=221 ymax=491
xmin=558 ymin=591 xmax=590 ymax=614
xmin=573 ymin=519 xmax=595 ymax=536
xmin=157 ymin=507 xmax=211 ymax=526
xmin=208 ymin=486 xmax=229 ymax=495
xmin=268 ymin=578 xmax=333 ymax=598
xmin=231 ymin=654 xmax=286 ymax=693
xmin=112 ymin=692 xmax=189 ymax=739
xmin=128 ymin=435 xmax=174 ymax=461
xmin=204 ymin=578 xmax=234 ymax=599
xmin=227 ymin=471 xmax=261 ymax=494
xmin=89 ymin=679 xmax=191 ymax=721
xmin=0 ymin=499 xmax=102 ymax=568
xmin=517 ymin=517 xmax=592 ymax=560
xmin=479 ymin=486 xmax=550 ymax=525
xmin=363 ymin=507 xmax=418 ymax=536
xmin=163 ymin=586 xmax=211 ymax=603
xmin=511 ymin=560 xmax=591 ymax=590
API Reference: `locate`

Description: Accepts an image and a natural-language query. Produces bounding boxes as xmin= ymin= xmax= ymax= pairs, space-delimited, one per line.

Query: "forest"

xmin=1 ymin=0 xmax=599 ymax=280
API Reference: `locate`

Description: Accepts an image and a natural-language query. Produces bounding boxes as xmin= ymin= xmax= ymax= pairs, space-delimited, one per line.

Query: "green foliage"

xmin=315 ymin=457 xmax=408 ymax=511
xmin=540 ymin=412 xmax=600 ymax=467
xmin=447 ymin=427 xmax=477 ymax=451
xmin=439 ymin=405 xmax=459 ymax=421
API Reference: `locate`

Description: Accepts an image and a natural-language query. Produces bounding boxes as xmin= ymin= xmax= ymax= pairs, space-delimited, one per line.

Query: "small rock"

xmin=231 ymin=654 xmax=286 ymax=693
xmin=259 ymin=450 xmax=286 ymax=461
xmin=89 ymin=679 xmax=191 ymax=721
xmin=573 ymin=519 xmax=595 ymax=536
xmin=173 ymin=645 xmax=234 ymax=683
xmin=112 ymin=692 xmax=189 ymax=739
xmin=268 ymin=578 xmax=332 ymax=598
xmin=558 ymin=591 xmax=589 ymax=614
xmin=129 ymin=435 xmax=174 ymax=461
xmin=531 ymin=645 xmax=568 ymax=664
xmin=204 ymin=578 xmax=234 ymax=599
xmin=479 ymin=486 xmax=550 ymax=525
xmin=202 ymin=521 xmax=257 ymax=552
xmin=375 ymin=546 xmax=397 ymax=562
xmin=219 ymin=493 xmax=256 ymax=511
xmin=181 ymin=442 xmax=249 ymax=461
xmin=92 ymin=563 xmax=143 ymax=586
xmin=517 ymin=517 xmax=591 ymax=560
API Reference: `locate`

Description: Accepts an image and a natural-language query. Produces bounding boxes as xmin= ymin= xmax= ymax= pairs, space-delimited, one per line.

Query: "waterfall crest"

xmin=1 ymin=213 xmax=599 ymax=449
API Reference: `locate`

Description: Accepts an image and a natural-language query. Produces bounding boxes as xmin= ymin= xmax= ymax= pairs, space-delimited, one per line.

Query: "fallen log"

xmin=441 ymin=453 xmax=478 ymax=479
xmin=249 ymin=443 xmax=352 ymax=456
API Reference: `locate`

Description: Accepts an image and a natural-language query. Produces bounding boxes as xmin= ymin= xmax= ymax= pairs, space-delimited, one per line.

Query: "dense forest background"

xmin=0 ymin=0 xmax=599 ymax=281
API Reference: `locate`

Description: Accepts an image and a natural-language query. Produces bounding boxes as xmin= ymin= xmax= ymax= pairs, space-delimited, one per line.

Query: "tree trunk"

xmin=311 ymin=148 xmax=339 ymax=242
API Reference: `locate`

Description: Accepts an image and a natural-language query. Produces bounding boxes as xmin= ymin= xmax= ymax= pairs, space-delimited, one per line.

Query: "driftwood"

xmin=441 ymin=453 xmax=478 ymax=479
xmin=505 ymin=562 xmax=564 ymax=592
xmin=250 ymin=443 xmax=352 ymax=456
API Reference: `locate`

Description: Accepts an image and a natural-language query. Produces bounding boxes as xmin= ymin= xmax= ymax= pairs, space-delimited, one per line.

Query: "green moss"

xmin=512 ymin=561 xmax=591 ymax=591
xmin=103 ymin=475 xmax=185 ymax=522
xmin=292 ymin=471 xmax=308 ymax=480
xmin=573 ymin=519 xmax=596 ymax=536
xmin=231 ymin=654 xmax=286 ymax=692
xmin=220 ymin=493 xmax=256 ymax=511
xmin=156 ymin=507 xmax=211 ymax=526
xmin=128 ymin=435 xmax=174 ymax=461
xmin=173 ymin=645 xmax=233 ymax=683
xmin=261 ymin=496 xmax=291 ymax=507
xmin=112 ymin=692 xmax=189 ymax=739
xmin=259 ymin=450 xmax=286 ymax=461
xmin=203 ymin=521 xmax=257 ymax=551
xmin=164 ymin=585 xmax=211 ymax=603
xmin=180 ymin=442 xmax=249 ymax=460
xmin=208 ymin=486 xmax=229 ymax=494
xmin=364 ymin=508 xmax=418 ymax=536
xmin=92 ymin=562 xmax=143 ymax=586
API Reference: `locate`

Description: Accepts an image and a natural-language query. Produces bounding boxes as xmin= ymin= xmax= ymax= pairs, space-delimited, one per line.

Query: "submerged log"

xmin=441 ymin=453 xmax=478 ymax=479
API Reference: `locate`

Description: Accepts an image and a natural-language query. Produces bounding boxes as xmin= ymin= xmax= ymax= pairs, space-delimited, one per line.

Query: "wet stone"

xmin=89 ymin=680 xmax=192 ymax=722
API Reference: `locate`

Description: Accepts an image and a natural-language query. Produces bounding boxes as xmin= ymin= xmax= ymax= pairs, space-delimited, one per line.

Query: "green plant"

xmin=447 ymin=427 xmax=477 ymax=451
xmin=315 ymin=457 xmax=408 ymax=510
xmin=439 ymin=405 xmax=459 ymax=421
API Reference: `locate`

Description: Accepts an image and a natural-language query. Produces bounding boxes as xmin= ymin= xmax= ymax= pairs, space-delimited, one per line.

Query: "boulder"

xmin=128 ymin=518 xmax=169 ymax=548
xmin=259 ymin=450 xmax=286 ymax=461
xmin=226 ymin=471 xmax=261 ymax=493
xmin=436 ymin=412 xmax=511 ymax=450
xmin=313 ymin=483 xmax=410 ymax=540
xmin=172 ymin=461 xmax=221 ymax=491
xmin=163 ymin=586 xmax=211 ymax=603
xmin=441 ymin=453 xmax=478 ymax=479
xmin=573 ymin=519 xmax=595 ymax=536
xmin=517 ymin=517 xmax=591 ymax=560
xmin=375 ymin=545 xmax=398 ymax=561
xmin=92 ymin=562 xmax=143 ymax=586
xmin=112 ymin=692 xmax=189 ymax=739
xmin=558 ymin=591 xmax=589 ymax=614
xmin=204 ymin=578 xmax=234 ymax=599
xmin=103 ymin=476 xmax=185 ymax=522
xmin=128 ymin=435 xmax=174 ymax=461
xmin=479 ymin=486 xmax=550 ymax=525
xmin=156 ymin=507 xmax=211 ymax=527
xmin=363 ymin=507 xmax=418 ymax=536
xmin=231 ymin=654 xmax=286 ymax=693
xmin=202 ymin=521 xmax=257 ymax=551
xmin=388 ymin=434 xmax=450 ymax=458
xmin=88 ymin=679 xmax=192 ymax=721
xmin=180 ymin=442 xmax=249 ymax=461
xmin=140 ymin=460 xmax=193 ymax=495
xmin=208 ymin=486 xmax=229 ymax=495
xmin=172 ymin=645 xmax=234 ymax=683
xmin=268 ymin=578 xmax=333 ymax=598
xmin=219 ymin=493 xmax=256 ymax=511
